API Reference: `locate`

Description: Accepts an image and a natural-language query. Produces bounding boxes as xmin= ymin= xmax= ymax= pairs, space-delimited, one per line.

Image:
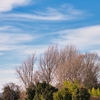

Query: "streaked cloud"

xmin=0 ymin=53 xmax=3 ymax=56
xmin=0 ymin=33 xmax=34 ymax=44
xmin=0 ymin=69 xmax=18 ymax=91
xmin=0 ymin=25 xmax=37 ymax=51
xmin=0 ymin=4 xmax=85 ymax=21
xmin=90 ymin=50 xmax=100 ymax=56
xmin=0 ymin=77 xmax=18 ymax=92
xmin=53 ymin=25 xmax=100 ymax=51
xmin=0 ymin=26 xmax=12 ymax=31
xmin=0 ymin=33 xmax=35 ymax=51
xmin=0 ymin=0 xmax=31 ymax=12
xmin=0 ymin=69 xmax=15 ymax=74
xmin=20 ymin=45 xmax=48 ymax=55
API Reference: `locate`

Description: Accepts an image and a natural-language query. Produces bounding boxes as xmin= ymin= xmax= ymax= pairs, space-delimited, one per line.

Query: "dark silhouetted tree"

xmin=2 ymin=83 xmax=20 ymax=100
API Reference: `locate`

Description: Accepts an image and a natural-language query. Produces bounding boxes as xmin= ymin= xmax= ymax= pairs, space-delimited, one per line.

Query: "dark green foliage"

xmin=25 ymin=82 xmax=58 ymax=100
xmin=2 ymin=83 xmax=20 ymax=100
xmin=72 ymin=87 xmax=90 ymax=100
xmin=34 ymin=82 xmax=58 ymax=100
xmin=25 ymin=83 xmax=35 ymax=100
xmin=33 ymin=93 xmax=44 ymax=100
xmin=53 ymin=88 xmax=72 ymax=100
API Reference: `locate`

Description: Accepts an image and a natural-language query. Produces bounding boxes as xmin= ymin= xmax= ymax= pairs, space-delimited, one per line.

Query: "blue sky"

xmin=0 ymin=0 xmax=100 ymax=91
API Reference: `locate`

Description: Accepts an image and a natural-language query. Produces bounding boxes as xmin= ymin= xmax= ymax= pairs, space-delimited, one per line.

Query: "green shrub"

xmin=72 ymin=87 xmax=90 ymax=100
xmin=25 ymin=84 xmax=35 ymax=100
xmin=63 ymin=80 xmax=79 ymax=93
xmin=53 ymin=80 xmax=79 ymax=100
xmin=89 ymin=88 xmax=100 ymax=97
xmin=53 ymin=88 xmax=72 ymax=100
xmin=34 ymin=82 xmax=58 ymax=100
xmin=33 ymin=94 xmax=44 ymax=100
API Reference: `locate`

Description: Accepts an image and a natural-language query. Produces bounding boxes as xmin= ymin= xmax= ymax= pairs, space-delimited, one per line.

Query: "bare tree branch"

xmin=16 ymin=53 xmax=36 ymax=89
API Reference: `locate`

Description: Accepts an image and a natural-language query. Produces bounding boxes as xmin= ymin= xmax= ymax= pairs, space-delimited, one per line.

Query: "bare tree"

xmin=38 ymin=45 xmax=59 ymax=84
xmin=54 ymin=45 xmax=81 ymax=86
xmin=54 ymin=45 xmax=100 ymax=89
xmin=16 ymin=44 xmax=100 ymax=89
xmin=16 ymin=54 xmax=36 ymax=89
xmin=82 ymin=53 xmax=100 ymax=88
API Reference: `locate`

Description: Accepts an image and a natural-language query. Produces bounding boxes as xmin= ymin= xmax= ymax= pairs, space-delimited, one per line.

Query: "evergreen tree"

xmin=34 ymin=82 xmax=58 ymax=100
xmin=72 ymin=87 xmax=90 ymax=100
xmin=53 ymin=88 xmax=72 ymax=100
xmin=25 ymin=83 xmax=35 ymax=100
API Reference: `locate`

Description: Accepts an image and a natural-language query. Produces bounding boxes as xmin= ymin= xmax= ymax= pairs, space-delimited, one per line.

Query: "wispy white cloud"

xmin=0 ymin=25 xmax=36 ymax=51
xmin=0 ymin=25 xmax=47 ymax=55
xmin=0 ymin=33 xmax=34 ymax=45
xmin=0 ymin=33 xmax=35 ymax=51
xmin=53 ymin=25 xmax=100 ymax=51
xmin=0 ymin=26 xmax=12 ymax=31
xmin=0 ymin=69 xmax=15 ymax=74
xmin=0 ymin=4 xmax=85 ymax=21
xmin=0 ymin=69 xmax=19 ymax=92
xmin=0 ymin=0 xmax=31 ymax=12
xmin=90 ymin=50 xmax=100 ymax=56
xmin=0 ymin=52 xmax=3 ymax=56
xmin=20 ymin=45 xmax=48 ymax=55
xmin=0 ymin=77 xmax=18 ymax=92
xmin=0 ymin=45 xmax=21 ymax=51
xmin=0 ymin=63 xmax=20 ymax=69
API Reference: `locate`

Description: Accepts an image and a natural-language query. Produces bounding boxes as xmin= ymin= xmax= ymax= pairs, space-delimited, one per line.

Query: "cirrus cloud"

xmin=0 ymin=4 xmax=85 ymax=21
xmin=0 ymin=0 xmax=31 ymax=12
xmin=53 ymin=25 xmax=100 ymax=52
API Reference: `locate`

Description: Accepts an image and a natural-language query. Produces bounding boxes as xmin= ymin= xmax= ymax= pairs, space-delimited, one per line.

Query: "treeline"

xmin=2 ymin=81 xmax=100 ymax=100
xmin=1 ymin=44 xmax=100 ymax=100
